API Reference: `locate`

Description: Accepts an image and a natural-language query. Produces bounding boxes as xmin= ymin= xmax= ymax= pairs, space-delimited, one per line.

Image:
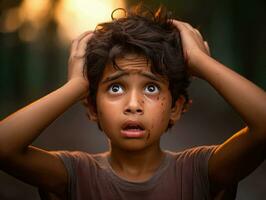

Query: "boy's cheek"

xmin=155 ymin=116 xmax=170 ymax=129
xmin=150 ymin=108 xmax=171 ymax=131
xmin=97 ymin=108 xmax=119 ymax=130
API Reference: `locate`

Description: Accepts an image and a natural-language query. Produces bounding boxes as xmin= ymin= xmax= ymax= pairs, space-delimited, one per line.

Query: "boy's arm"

xmin=0 ymin=31 xmax=92 ymax=196
xmin=172 ymin=20 xmax=266 ymax=193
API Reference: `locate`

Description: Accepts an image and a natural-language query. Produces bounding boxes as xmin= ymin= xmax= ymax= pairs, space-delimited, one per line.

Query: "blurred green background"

xmin=0 ymin=0 xmax=265 ymax=117
xmin=0 ymin=0 xmax=265 ymax=199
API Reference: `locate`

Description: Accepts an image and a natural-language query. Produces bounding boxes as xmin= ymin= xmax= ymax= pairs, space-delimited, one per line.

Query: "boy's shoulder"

xmin=165 ymin=145 xmax=218 ymax=160
xmin=53 ymin=150 xmax=109 ymax=169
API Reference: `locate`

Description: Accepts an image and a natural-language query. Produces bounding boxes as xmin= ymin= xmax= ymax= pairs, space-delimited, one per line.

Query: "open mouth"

xmin=121 ymin=121 xmax=145 ymax=138
xmin=123 ymin=124 xmax=144 ymax=131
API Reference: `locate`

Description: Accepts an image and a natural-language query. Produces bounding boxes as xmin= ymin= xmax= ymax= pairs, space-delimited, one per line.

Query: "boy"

xmin=0 ymin=6 xmax=265 ymax=200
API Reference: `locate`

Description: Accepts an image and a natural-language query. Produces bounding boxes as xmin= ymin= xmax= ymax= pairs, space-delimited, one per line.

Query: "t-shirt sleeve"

xmin=177 ymin=145 xmax=237 ymax=200
xmin=38 ymin=151 xmax=89 ymax=200
xmin=191 ymin=145 xmax=218 ymax=198
xmin=175 ymin=145 xmax=217 ymax=199
xmin=54 ymin=151 xmax=78 ymax=200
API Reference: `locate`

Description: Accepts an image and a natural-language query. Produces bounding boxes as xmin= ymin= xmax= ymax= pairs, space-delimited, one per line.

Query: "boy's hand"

xmin=68 ymin=31 xmax=93 ymax=99
xmin=171 ymin=20 xmax=210 ymax=77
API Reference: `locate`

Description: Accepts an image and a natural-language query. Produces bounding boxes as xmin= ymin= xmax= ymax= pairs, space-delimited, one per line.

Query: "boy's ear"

xmin=83 ymin=97 xmax=98 ymax=122
xmin=169 ymin=96 xmax=188 ymax=124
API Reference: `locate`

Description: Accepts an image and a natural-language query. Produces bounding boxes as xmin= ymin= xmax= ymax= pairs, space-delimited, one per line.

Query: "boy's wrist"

xmin=188 ymin=49 xmax=213 ymax=79
xmin=67 ymin=78 xmax=89 ymax=100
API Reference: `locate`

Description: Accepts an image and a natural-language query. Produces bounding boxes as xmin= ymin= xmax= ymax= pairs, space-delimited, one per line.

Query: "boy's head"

xmin=84 ymin=5 xmax=190 ymax=133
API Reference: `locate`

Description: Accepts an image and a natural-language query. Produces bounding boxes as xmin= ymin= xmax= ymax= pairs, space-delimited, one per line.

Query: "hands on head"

xmin=68 ymin=19 xmax=209 ymax=100
xmin=171 ymin=19 xmax=211 ymax=77
xmin=67 ymin=31 xmax=93 ymax=99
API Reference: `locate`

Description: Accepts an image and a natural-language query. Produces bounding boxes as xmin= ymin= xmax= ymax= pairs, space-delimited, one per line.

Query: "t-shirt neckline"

xmin=101 ymin=150 xmax=172 ymax=191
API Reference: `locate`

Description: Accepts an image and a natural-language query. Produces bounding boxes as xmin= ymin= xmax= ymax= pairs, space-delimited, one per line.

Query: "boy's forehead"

xmin=108 ymin=54 xmax=150 ymax=72
xmin=101 ymin=53 xmax=168 ymax=83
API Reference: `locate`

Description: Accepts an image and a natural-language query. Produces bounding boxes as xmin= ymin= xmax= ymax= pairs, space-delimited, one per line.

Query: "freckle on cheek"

xmin=139 ymin=99 xmax=145 ymax=105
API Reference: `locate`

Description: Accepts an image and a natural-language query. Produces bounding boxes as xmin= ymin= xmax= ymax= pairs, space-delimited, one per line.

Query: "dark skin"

xmin=0 ymin=20 xmax=265 ymax=198
xmin=92 ymin=55 xmax=180 ymax=177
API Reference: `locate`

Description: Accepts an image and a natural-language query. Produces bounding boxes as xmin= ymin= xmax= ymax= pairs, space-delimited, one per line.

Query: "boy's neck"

xmin=107 ymin=142 xmax=165 ymax=182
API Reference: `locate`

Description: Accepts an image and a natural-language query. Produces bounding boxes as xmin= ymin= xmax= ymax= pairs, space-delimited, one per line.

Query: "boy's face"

xmin=88 ymin=53 xmax=184 ymax=151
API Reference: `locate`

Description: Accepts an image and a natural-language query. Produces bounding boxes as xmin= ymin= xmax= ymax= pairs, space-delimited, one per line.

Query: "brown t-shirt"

xmin=39 ymin=146 xmax=237 ymax=200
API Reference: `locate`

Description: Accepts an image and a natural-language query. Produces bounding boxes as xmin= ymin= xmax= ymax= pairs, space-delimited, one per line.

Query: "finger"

xmin=72 ymin=32 xmax=93 ymax=56
xmin=182 ymin=22 xmax=195 ymax=32
xmin=171 ymin=19 xmax=187 ymax=32
xmin=172 ymin=20 xmax=199 ymax=37
xmin=204 ymin=41 xmax=210 ymax=55
xmin=194 ymin=28 xmax=203 ymax=40
xmin=77 ymin=32 xmax=93 ymax=51
xmin=173 ymin=19 xmax=195 ymax=31
xmin=71 ymin=31 xmax=93 ymax=51
xmin=78 ymin=31 xmax=94 ymax=44
xmin=76 ymin=30 xmax=93 ymax=42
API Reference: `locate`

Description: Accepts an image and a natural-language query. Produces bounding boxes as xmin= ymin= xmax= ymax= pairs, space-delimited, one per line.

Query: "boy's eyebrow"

xmin=101 ymin=71 xmax=162 ymax=83
xmin=101 ymin=71 xmax=129 ymax=83
xmin=141 ymin=72 xmax=161 ymax=82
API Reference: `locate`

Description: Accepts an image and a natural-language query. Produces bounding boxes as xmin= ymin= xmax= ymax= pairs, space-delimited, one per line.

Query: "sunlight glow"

xmin=1 ymin=0 xmax=125 ymax=43
xmin=19 ymin=0 xmax=52 ymax=41
xmin=1 ymin=0 xmax=52 ymax=41
xmin=19 ymin=0 xmax=52 ymax=25
xmin=55 ymin=0 xmax=125 ymax=43
xmin=2 ymin=8 xmax=21 ymax=32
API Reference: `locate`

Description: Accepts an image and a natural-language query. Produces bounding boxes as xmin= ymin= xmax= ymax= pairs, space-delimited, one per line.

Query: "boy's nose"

xmin=123 ymin=90 xmax=144 ymax=115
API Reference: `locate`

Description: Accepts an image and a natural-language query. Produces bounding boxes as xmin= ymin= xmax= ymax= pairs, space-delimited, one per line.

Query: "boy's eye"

xmin=108 ymin=84 xmax=124 ymax=94
xmin=144 ymin=84 xmax=160 ymax=94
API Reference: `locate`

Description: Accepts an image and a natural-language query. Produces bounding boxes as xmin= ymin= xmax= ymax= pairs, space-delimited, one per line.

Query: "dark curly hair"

xmin=85 ymin=5 xmax=190 ymax=129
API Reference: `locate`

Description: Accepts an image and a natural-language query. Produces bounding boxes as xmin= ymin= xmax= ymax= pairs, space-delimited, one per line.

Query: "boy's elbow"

xmin=0 ymin=141 xmax=20 ymax=162
xmin=0 ymin=127 xmax=22 ymax=161
xmin=0 ymin=144 xmax=13 ymax=162
xmin=248 ymin=126 xmax=266 ymax=154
